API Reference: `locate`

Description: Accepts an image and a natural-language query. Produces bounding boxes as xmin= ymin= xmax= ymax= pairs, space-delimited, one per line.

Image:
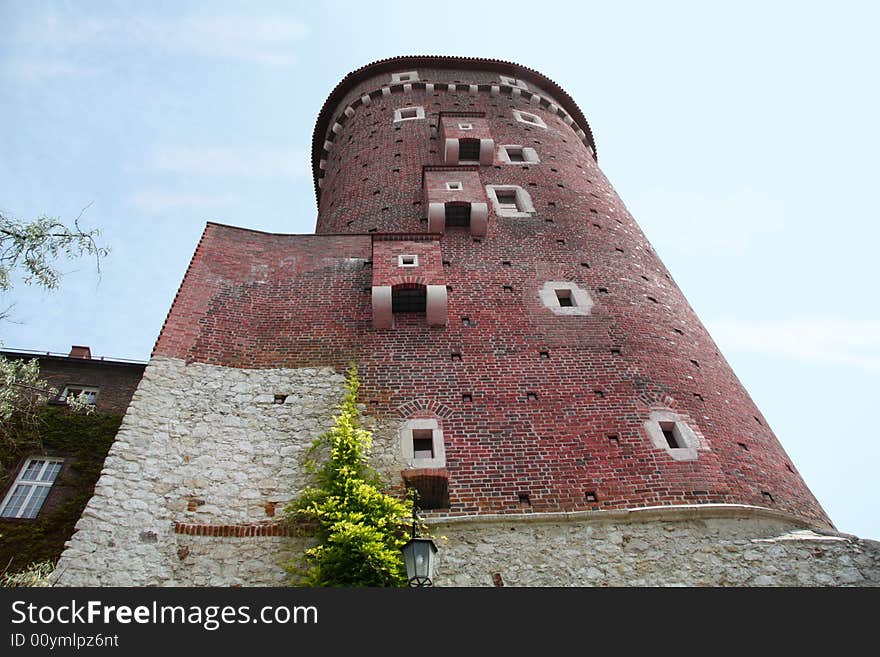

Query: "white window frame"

xmin=0 ymin=457 xmax=64 ymax=519
xmin=644 ymin=410 xmax=703 ymax=461
xmin=458 ymin=122 xmax=473 ymax=130
xmin=499 ymin=144 xmax=540 ymax=164
xmin=399 ymin=418 xmax=446 ymax=468
xmin=393 ymin=106 xmax=425 ymax=122
xmin=391 ymin=71 xmax=419 ymax=83
xmin=445 ymin=181 xmax=463 ymax=191
xmin=540 ymin=281 xmax=594 ymax=316
xmin=398 ymin=254 xmax=419 ymax=268
xmin=61 ymin=385 xmax=99 ymax=405
xmin=512 ymin=109 xmax=547 ymax=128
xmin=486 ymin=185 xmax=536 ymax=218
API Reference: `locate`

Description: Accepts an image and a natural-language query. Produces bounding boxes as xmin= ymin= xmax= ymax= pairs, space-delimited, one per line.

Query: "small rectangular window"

xmin=555 ymin=289 xmax=574 ymax=307
xmin=445 ymin=181 xmax=463 ymax=191
xmin=61 ymin=385 xmax=99 ymax=405
xmin=660 ymin=422 xmax=680 ymax=448
xmin=458 ymin=123 xmax=473 ymax=130
xmin=506 ymin=147 xmax=525 ymax=162
xmin=0 ymin=458 xmax=63 ymax=519
xmin=398 ymin=254 xmax=419 ymax=268
xmin=412 ymin=429 xmax=435 ymax=459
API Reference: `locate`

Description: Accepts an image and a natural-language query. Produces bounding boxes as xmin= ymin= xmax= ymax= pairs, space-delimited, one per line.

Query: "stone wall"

xmin=53 ymin=356 xmax=345 ymax=586
xmin=429 ymin=507 xmax=880 ymax=587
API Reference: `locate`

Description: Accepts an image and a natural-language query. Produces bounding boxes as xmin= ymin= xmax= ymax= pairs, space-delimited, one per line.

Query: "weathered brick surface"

xmin=152 ymin=61 xmax=832 ymax=531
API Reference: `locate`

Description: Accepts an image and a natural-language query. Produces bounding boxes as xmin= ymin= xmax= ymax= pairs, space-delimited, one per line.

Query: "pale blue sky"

xmin=1 ymin=1 xmax=878 ymax=541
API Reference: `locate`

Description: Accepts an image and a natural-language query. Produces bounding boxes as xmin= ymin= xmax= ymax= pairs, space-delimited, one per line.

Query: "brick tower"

xmin=54 ymin=57 xmax=880 ymax=586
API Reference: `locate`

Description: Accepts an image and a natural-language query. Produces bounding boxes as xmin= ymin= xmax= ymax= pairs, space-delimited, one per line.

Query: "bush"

xmin=284 ymin=364 xmax=411 ymax=587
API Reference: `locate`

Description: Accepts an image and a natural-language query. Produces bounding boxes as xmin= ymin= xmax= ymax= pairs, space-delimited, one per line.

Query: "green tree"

xmin=284 ymin=364 xmax=411 ymax=587
xmin=0 ymin=207 xmax=109 ymax=437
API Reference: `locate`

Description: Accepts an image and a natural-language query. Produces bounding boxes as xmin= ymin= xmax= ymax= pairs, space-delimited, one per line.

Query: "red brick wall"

xmin=154 ymin=62 xmax=832 ymax=528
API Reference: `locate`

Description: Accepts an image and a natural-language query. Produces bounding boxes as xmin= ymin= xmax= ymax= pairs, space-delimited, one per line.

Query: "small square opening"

xmin=412 ymin=429 xmax=434 ymax=459
xmin=458 ymin=122 xmax=473 ymax=130
xmin=445 ymin=181 xmax=463 ymax=191
xmin=518 ymin=493 xmax=531 ymax=506
xmin=399 ymin=107 xmax=418 ymax=119
xmin=398 ymin=254 xmax=418 ymax=268
xmin=495 ymin=190 xmax=518 ymax=211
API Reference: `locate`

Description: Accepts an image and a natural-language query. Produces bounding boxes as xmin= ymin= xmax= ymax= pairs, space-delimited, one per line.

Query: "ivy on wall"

xmin=0 ymin=406 xmax=121 ymax=575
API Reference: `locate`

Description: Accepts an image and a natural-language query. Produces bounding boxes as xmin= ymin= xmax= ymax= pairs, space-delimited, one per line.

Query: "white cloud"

xmin=16 ymin=14 xmax=307 ymax=67
xmin=149 ymin=146 xmax=309 ymax=180
xmin=626 ymin=189 xmax=785 ymax=255
xmin=129 ymin=191 xmax=239 ymax=212
xmin=706 ymin=318 xmax=880 ymax=371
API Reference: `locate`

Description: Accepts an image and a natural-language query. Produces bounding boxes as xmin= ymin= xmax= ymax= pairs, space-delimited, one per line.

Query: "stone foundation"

xmin=53 ymin=356 xmax=345 ymax=586
xmin=430 ymin=507 xmax=880 ymax=587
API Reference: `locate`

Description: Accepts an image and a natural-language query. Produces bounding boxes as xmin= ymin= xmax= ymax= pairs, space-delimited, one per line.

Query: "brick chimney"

xmin=69 ymin=345 xmax=92 ymax=359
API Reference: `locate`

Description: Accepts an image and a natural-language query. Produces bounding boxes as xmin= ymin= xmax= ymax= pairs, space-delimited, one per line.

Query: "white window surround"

xmin=398 ymin=254 xmax=419 ymax=268
xmin=500 ymin=75 xmax=528 ymax=89
xmin=391 ymin=71 xmax=419 ymax=83
xmin=499 ymin=144 xmax=540 ymax=164
xmin=399 ymin=418 xmax=446 ymax=469
xmin=0 ymin=457 xmax=63 ymax=519
xmin=61 ymin=385 xmax=99 ymax=405
xmin=643 ymin=410 xmax=703 ymax=461
xmin=539 ymin=281 xmax=594 ymax=316
xmin=512 ymin=109 xmax=547 ymax=128
xmin=445 ymin=181 xmax=463 ymax=191
xmin=393 ymin=106 xmax=425 ymax=122
xmin=458 ymin=122 xmax=473 ymax=130
xmin=485 ymin=185 xmax=536 ymax=218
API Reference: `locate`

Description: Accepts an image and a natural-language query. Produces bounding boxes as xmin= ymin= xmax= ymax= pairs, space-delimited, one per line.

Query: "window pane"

xmin=21 ymin=485 xmax=50 ymax=519
xmin=40 ymin=461 xmax=62 ymax=482
xmin=1 ymin=484 xmax=33 ymax=517
xmin=21 ymin=460 xmax=45 ymax=481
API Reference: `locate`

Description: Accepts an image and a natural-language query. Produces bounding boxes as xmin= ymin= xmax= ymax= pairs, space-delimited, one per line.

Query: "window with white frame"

xmin=398 ymin=254 xmax=419 ymax=268
xmin=458 ymin=122 xmax=473 ymax=130
xmin=445 ymin=181 xmax=463 ymax=191
xmin=643 ymin=410 xmax=702 ymax=461
xmin=486 ymin=185 xmax=535 ymax=217
xmin=391 ymin=71 xmax=419 ymax=83
xmin=0 ymin=457 xmax=63 ymax=519
xmin=393 ymin=106 xmax=425 ymax=122
xmin=399 ymin=418 xmax=445 ymax=468
xmin=500 ymin=145 xmax=540 ymax=164
xmin=539 ymin=281 xmax=594 ymax=316
xmin=60 ymin=385 xmax=99 ymax=405
xmin=512 ymin=109 xmax=547 ymax=128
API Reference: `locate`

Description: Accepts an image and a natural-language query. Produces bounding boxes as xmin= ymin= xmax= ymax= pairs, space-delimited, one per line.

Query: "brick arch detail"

xmin=394 ymin=398 xmax=457 ymax=419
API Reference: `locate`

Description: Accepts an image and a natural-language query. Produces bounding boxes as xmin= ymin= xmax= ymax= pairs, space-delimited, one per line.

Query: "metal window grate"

xmin=392 ymin=286 xmax=426 ymax=313
xmin=459 ymin=138 xmax=480 ymax=161
xmin=445 ymin=203 xmax=471 ymax=227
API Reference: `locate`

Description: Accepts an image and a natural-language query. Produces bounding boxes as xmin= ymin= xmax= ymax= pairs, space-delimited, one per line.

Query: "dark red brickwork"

xmin=154 ymin=58 xmax=832 ymax=528
xmin=1 ymin=350 xmax=145 ymax=415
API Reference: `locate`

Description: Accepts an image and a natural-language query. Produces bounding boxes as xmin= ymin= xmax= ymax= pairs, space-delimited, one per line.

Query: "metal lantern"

xmin=402 ymin=536 xmax=438 ymax=587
